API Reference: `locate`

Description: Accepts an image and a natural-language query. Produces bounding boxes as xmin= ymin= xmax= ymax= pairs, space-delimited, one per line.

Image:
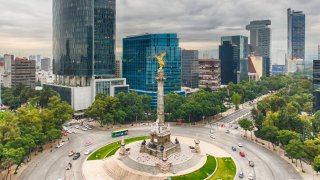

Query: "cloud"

xmin=0 ymin=0 xmax=319 ymax=64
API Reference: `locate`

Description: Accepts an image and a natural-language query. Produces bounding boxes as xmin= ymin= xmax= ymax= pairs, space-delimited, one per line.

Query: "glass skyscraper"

xmin=287 ymin=8 xmax=305 ymax=62
xmin=246 ymin=20 xmax=272 ymax=77
xmin=123 ymin=33 xmax=183 ymax=107
xmin=53 ymin=0 xmax=115 ymax=86
xmin=219 ymin=41 xmax=240 ymax=85
xmin=221 ymin=36 xmax=249 ymax=59
xmin=181 ymin=50 xmax=199 ymax=89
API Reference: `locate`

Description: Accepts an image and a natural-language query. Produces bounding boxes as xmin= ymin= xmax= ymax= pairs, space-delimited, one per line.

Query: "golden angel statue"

xmin=154 ymin=51 xmax=166 ymax=70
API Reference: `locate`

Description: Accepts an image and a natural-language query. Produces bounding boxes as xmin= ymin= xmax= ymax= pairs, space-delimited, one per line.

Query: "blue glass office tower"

xmin=123 ymin=33 xmax=183 ymax=107
xmin=287 ymin=8 xmax=305 ymax=64
xmin=53 ymin=0 xmax=115 ymax=86
xmin=219 ymin=41 xmax=240 ymax=85
xmin=221 ymin=36 xmax=249 ymax=59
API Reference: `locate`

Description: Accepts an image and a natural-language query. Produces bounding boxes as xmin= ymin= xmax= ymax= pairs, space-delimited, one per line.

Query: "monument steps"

xmin=104 ymin=157 xmax=162 ymax=180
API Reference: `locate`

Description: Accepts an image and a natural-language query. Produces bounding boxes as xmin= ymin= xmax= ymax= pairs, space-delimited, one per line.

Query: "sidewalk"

xmin=242 ymin=133 xmax=316 ymax=180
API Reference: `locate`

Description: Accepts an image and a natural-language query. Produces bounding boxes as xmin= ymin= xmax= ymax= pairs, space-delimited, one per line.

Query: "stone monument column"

xmin=156 ymin=69 xmax=166 ymax=126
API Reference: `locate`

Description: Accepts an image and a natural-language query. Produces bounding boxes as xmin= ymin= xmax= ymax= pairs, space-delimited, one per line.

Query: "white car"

xmin=210 ymin=134 xmax=215 ymax=139
xmin=225 ymin=129 xmax=230 ymax=133
xmin=238 ymin=143 xmax=243 ymax=147
xmin=82 ymin=127 xmax=88 ymax=131
xmin=56 ymin=143 xmax=64 ymax=148
xmin=84 ymin=149 xmax=93 ymax=155
xmin=248 ymin=173 xmax=254 ymax=180
xmin=75 ymin=125 xmax=79 ymax=129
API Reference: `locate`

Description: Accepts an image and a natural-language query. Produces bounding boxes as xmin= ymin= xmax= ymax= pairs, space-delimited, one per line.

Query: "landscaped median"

xmin=209 ymin=157 xmax=236 ymax=180
xmin=87 ymin=136 xmax=149 ymax=160
xmin=172 ymin=155 xmax=217 ymax=180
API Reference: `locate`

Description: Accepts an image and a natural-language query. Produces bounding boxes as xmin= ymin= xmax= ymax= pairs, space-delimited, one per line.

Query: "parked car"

xmin=73 ymin=152 xmax=80 ymax=160
xmin=238 ymin=171 xmax=244 ymax=178
xmin=248 ymin=173 xmax=254 ymax=180
xmin=210 ymin=134 xmax=215 ymax=139
xmin=239 ymin=151 xmax=246 ymax=157
xmin=82 ymin=127 xmax=88 ymax=131
xmin=232 ymin=146 xmax=237 ymax=151
xmin=56 ymin=143 xmax=64 ymax=148
xmin=68 ymin=150 xmax=75 ymax=157
xmin=84 ymin=149 xmax=93 ymax=155
xmin=249 ymin=161 xmax=254 ymax=167
xmin=238 ymin=143 xmax=243 ymax=147
xmin=75 ymin=125 xmax=79 ymax=129
xmin=234 ymin=126 xmax=239 ymax=129
xmin=84 ymin=141 xmax=92 ymax=147
xmin=225 ymin=129 xmax=230 ymax=133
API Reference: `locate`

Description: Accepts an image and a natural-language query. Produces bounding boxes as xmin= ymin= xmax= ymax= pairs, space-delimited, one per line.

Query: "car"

xmin=225 ymin=129 xmax=230 ymax=133
xmin=249 ymin=161 xmax=254 ymax=167
xmin=82 ymin=127 xmax=88 ymax=131
xmin=73 ymin=152 xmax=80 ymax=160
xmin=84 ymin=141 xmax=92 ymax=147
xmin=234 ymin=126 xmax=239 ymax=129
xmin=238 ymin=171 xmax=244 ymax=178
xmin=84 ymin=149 xmax=93 ymax=155
xmin=56 ymin=143 xmax=64 ymax=148
xmin=210 ymin=129 xmax=214 ymax=134
xmin=248 ymin=173 xmax=254 ymax=180
xmin=239 ymin=151 xmax=246 ymax=157
xmin=75 ymin=125 xmax=79 ymax=129
xmin=232 ymin=146 xmax=237 ymax=151
xmin=210 ymin=134 xmax=215 ymax=139
xmin=68 ymin=150 xmax=75 ymax=156
xmin=67 ymin=130 xmax=72 ymax=134
xmin=85 ymin=125 xmax=93 ymax=130
xmin=238 ymin=143 xmax=243 ymax=147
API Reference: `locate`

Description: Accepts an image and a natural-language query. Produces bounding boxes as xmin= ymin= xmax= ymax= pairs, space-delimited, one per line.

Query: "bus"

xmin=111 ymin=129 xmax=128 ymax=138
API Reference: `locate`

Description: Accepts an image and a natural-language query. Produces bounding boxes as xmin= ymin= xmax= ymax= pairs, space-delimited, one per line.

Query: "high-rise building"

xmin=240 ymin=58 xmax=248 ymax=81
xmin=53 ymin=0 xmax=116 ymax=86
xmin=11 ymin=58 xmax=36 ymax=88
xmin=248 ymin=55 xmax=263 ymax=81
xmin=198 ymin=59 xmax=220 ymax=91
xmin=246 ymin=20 xmax=271 ymax=77
xmin=221 ymin=36 xmax=249 ymax=59
xmin=41 ymin=58 xmax=51 ymax=72
xmin=287 ymin=8 xmax=305 ymax=66
xmin=123 ymin=33 xmax=184 ymax=107
xmin=115 ymin=59 xmax=122 ymax=78
xmin=272 ymin=65 xmax=287 ymax=75
xmin=49 ymin=0 xmax=128 ymax=111
xmin=4 ymin=54 xmax=14 ymax=73
xmin=318 ymin=45 xmax=320 ymax=60
xmin=182 ymin=50 xmax=199 ymax=89
xmin=313 ymin=60 xmax=320 ymax=112
xmin=219 ymin=41 xmax=240 ymax=85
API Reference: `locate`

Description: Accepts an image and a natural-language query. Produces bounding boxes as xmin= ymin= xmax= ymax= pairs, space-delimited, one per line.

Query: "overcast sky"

xmin=0 ymin=0 xmax=319 ymax=64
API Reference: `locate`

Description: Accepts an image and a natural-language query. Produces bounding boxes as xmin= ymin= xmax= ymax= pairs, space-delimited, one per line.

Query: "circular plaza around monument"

xmin=82 ymin=135 xmax=236 ymax=180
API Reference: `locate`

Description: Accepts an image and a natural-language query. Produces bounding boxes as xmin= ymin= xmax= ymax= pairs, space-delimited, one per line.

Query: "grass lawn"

xmin=87 ymin=136 xmax=149 ymax=160
xmin=172 ymin=155 xmax=217 ymax=180
xmin=209 ymin=157 xmax=236 ymax=180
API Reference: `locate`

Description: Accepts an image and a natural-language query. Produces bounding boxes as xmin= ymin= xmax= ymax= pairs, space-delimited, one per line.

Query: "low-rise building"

xmin=198 ymin=58 xmax=220 ymax=91
xmin=11 ymin=58 xmax=36 ymax=88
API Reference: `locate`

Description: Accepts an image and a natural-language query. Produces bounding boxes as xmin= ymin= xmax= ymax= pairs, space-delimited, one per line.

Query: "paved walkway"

xmin=82 ymin=135 xmax=232 ymax=180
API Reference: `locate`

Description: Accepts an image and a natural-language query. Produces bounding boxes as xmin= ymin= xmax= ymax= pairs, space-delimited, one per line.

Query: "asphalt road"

xmin=19 ymin=118 xmax=302 ymax=180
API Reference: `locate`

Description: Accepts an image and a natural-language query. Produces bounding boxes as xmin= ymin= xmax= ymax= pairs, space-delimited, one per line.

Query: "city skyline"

xmin=0 ymin=0 xmax=319 ymax=64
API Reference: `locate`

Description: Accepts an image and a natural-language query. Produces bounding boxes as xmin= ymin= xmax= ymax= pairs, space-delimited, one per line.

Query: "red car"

xmin=239 ymin=151 xmax=246 ymax=157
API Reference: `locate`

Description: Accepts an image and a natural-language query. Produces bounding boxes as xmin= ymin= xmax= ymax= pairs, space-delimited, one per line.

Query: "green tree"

xmin=165 ymin=93 xmax=185 ymax=121
xmin=114 ymin=110 xmax=127 ymax=124
xmin=47 ymin=129 xmax=62 ymax=148
xmin=304 ymin=138 xmax=320 ymax=162
xmin=16 ymin=106 xmax=42 ymax=135
xmin=313 ymin=155 xmax=320 ymax=174
xmin=285 ymin=139 xmax=307 ymax=171
xmin=277 ymin=130 xmax=301 ymax=147
xmin=0 ymin=111 xmax=20 ymax=144
xmin=47 ymin=96 xmax=73 ymax=128
xmin=103 ymin=113 xmax=114 ymax=126
xmin=231 ymin=92 xmax=241 ymax=110
xmin=2 ymin=147 xmax=25 ymax=176
xmin=238 ymin=118 xmax=254 ymax=139
xmin=261 ymin=125 xmax=279 ymax=149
